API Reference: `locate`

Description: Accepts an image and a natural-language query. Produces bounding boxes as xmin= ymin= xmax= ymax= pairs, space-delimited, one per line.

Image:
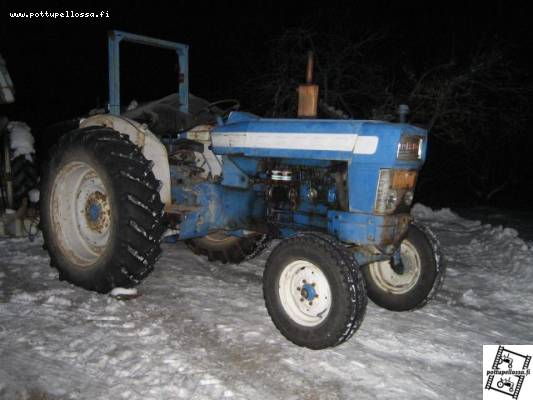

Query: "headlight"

xmin=397 ymin=135 xmax=423 ymax=161
xmin=375 ymin=169 xmax=417 ymax=214
xmin=375 ymin=169 xmax=395 ymax=214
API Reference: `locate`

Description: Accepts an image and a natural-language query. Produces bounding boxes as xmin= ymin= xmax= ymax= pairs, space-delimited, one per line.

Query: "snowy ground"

xmin=1 ymin=205 xmax=532 ymax=400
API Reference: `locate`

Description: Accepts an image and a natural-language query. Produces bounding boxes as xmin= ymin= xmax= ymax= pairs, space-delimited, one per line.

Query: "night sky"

xmin=1 ymin=1 xmax=532 ymax=208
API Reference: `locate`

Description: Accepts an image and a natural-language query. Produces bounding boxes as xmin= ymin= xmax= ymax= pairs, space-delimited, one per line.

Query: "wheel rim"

xmin=50 ymin=161 xmax=111 ymax=266
xmin=278 ymin=259 xmax=332 ymax=327
xmin=368 ymin=240 xmax=421 ymax=294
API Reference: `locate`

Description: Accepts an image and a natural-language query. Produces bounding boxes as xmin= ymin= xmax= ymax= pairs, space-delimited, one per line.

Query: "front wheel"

xmin=362 ymin=224 xmax=445 ymax=311
xmin=263 ymin=234 xmax=367 ymax=349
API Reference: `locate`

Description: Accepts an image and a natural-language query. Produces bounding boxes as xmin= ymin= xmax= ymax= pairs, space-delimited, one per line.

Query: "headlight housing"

xmin=374 ymin=169 xmax=417 ymax=214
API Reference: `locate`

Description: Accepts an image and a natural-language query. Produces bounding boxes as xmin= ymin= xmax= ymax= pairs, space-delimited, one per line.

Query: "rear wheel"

xmin=1 ymin=122 xmax=38 ymax=210
xmin=40 ymin=127 xmax=165 ymax=292
xmin=187 ymin=231 xmax=268 ymax=263
xmin=10 ymin=155 xmax=39 ymax=208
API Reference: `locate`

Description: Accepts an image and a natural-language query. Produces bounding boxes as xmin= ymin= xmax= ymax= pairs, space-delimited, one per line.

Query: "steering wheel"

xmin=193 ymin=99 xmax=240 ymax=122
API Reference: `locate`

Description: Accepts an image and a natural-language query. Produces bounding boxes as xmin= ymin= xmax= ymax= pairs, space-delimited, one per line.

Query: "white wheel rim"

xmin=50 ymin=161 xmax=111 ymax=266
xmin=278 ymin=259 xmax=332 ymax=327
xmin=368 ymin=240 xmax=421 ymax=294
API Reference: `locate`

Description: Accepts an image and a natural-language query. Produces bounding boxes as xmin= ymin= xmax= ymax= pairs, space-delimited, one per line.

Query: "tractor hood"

xmin=211 ymin=112 xmax=428 ymax=167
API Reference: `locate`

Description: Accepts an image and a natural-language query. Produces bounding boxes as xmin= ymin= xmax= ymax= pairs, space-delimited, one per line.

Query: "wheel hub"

xmin=390 ymin=260 xmax=405 ymax=274
xmin=88 ymin=202 xmax=101 ymax=221
xmin=84 ymin=191 xmax=110 ymax=232
xmin=300 ymin=283 xmax=317 ymax=301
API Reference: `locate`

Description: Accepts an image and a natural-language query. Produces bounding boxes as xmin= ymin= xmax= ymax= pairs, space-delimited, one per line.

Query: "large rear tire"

xmin=40 ymin=127 xmax=165 ymax=293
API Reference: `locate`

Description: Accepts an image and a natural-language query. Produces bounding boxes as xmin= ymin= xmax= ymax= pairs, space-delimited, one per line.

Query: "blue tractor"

xmin=40 ymin=31 xmax=444 ymax=349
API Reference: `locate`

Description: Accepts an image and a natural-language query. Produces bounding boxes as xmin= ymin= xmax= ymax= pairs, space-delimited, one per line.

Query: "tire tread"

xmin=41 ymin=127 xmax=164 ymax=292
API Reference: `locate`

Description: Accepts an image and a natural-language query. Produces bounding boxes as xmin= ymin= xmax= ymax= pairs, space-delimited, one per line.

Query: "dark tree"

xmin=244 ymin=30 xmax=532 ymax=206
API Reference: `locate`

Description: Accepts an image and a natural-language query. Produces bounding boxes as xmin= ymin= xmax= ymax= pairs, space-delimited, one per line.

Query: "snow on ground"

xmin=1 ymin=205 xmax=532 ymax=399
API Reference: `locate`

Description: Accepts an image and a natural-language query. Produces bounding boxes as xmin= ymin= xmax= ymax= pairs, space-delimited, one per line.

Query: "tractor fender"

xmin=79 ymin=114 xmax=171 ymax=205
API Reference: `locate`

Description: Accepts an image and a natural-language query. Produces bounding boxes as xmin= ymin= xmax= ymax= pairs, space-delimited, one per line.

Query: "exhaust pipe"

xmin=297 ymin=51 xmax=319 ymax=118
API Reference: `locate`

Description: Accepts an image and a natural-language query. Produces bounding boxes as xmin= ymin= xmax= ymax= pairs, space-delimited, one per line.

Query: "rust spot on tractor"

xmin=380 ymin=214 xmax=411 ymax=247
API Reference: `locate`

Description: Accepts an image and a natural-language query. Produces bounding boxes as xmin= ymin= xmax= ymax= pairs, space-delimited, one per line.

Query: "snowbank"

xmin=411 ymin=203 xmax=460 ymax=222
xmin=412 ymin=203 xmax=533 ymax=313
xmin=7 ymin=121 xmax=35 ymax=161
